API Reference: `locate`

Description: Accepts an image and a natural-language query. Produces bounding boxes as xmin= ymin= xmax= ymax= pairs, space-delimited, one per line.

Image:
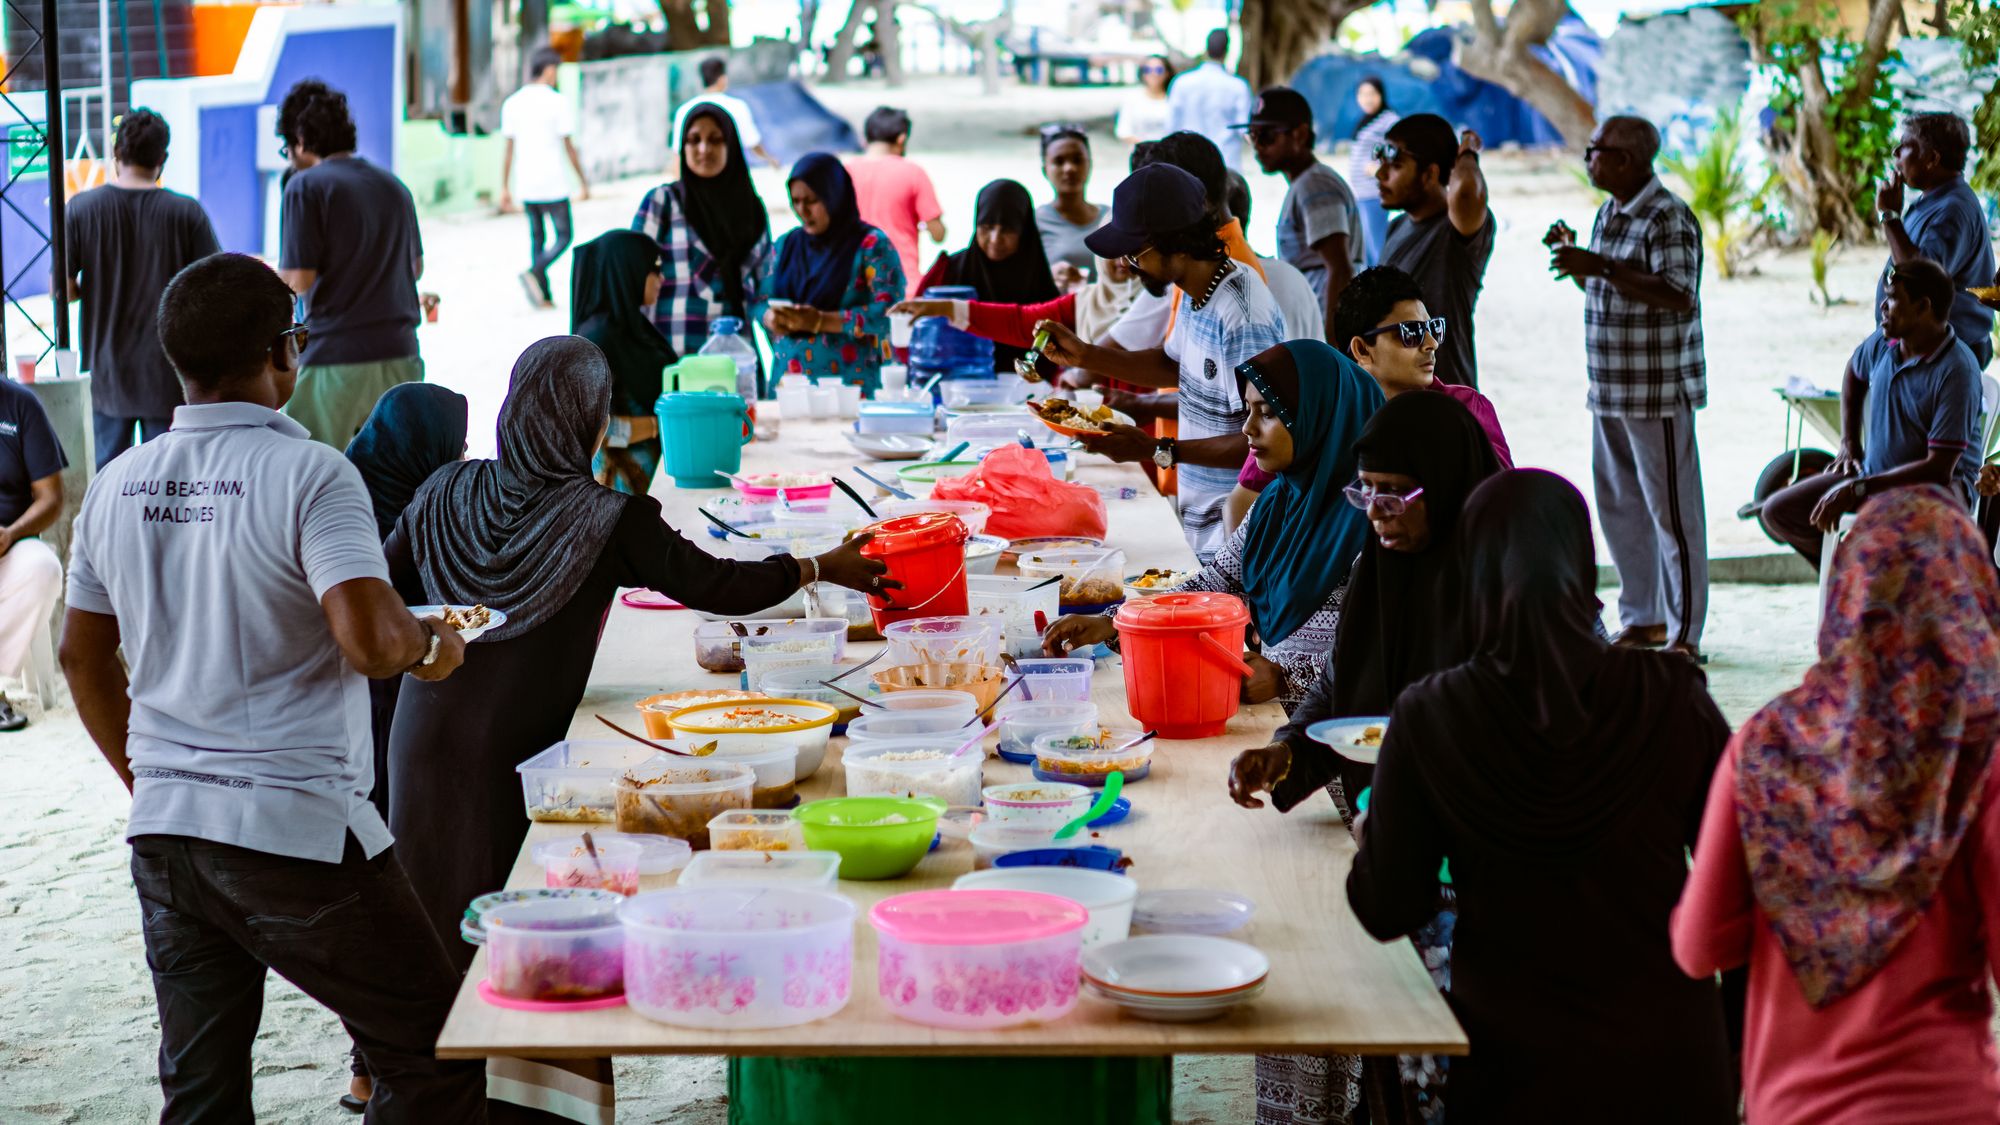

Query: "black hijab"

xmin=943 ymin=179 xmax=1058 ymax=369
xmin=675 ymin=103 xmax=768 ymax=311
xmin=770 ymin=153 xmax=870 ymax=312
xmin=344 ymin=382 xmax=468 ymax=540
xmin=1327 ymin=390 xmax=1503 ymax=720
xmin=397 ymin=337 xmax=630 ymax=642
xmin=1389 ymin=470 xmax=1704 ymax=858
xmin=571 ymin=230 xmax=676 ymax=417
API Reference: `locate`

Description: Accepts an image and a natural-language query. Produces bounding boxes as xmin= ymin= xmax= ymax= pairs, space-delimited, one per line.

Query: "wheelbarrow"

xmin=1736 ymin=385 xmax=1841 ymax=545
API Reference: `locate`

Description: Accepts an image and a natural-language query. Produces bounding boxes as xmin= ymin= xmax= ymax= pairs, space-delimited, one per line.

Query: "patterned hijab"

xmin=1736 ymin=486 xmax=2000 ymax=1007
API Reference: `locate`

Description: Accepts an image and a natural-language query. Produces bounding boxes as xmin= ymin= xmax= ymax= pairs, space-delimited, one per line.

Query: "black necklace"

xmin=1189 ymin=258 xmax=1234 ymax=311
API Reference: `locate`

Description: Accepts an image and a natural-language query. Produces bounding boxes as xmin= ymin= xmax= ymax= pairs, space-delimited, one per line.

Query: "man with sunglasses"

xmin=1546 ymin=114 xmax=1708 ymax=661
xmin=1236 ymin=85 xmax=1362 ymax=330
xmin=59 ymin=252 xmax=482 ymax=1120
xmin=1375 ymin=113 xmax=1493 ymax=389
xmin=1334 ymin=264 xmax=1511 ymax=467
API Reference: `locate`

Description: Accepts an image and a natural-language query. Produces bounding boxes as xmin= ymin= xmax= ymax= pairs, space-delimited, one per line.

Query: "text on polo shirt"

xmin=120 ymin=478 xmax=248 ymax=524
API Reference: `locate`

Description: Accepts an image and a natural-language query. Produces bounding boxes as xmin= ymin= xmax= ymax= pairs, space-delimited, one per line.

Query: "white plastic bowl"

xmin=620 ymin=887 xmax=856 ymax=1029
xmin=953 ymin=867 xmax=1138 ymax=947
xmin=667 ymin=699 xmax=838 ymax=779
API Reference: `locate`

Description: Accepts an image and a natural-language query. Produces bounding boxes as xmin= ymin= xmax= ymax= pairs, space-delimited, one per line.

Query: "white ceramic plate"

xmin=1306 ymin=716 xmax=1390 ymax=765
xmin=1085 ymin=978 xmax=1264 ymax=1022
xmin=1131 ymin=889 xmax=1256 ymax=936
xmin=1082 ymin=935 xmax=1270 ymax=997
xmin=844 ymin=430 xmax=931 ymax=460
xmin=410 ymin=605 xmax=507 ymax=641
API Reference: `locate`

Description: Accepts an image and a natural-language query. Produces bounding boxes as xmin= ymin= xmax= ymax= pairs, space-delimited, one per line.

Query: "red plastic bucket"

xmin=858 ymin=513 xmax=971 ymax=629
xmin=1112 ymin=592 xmax=1253 ymax=739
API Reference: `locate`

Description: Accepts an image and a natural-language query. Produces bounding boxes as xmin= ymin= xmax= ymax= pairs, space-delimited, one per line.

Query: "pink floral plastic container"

xmin=868 ymin=889 xmax=1088 ymax=1029
xmin=618 ymin=887 xmax=856 ymax=1030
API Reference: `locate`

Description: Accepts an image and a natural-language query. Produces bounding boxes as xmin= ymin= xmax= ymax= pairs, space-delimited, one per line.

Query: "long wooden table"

xmin=436 ymin=417 xmax=1466 ymax=1060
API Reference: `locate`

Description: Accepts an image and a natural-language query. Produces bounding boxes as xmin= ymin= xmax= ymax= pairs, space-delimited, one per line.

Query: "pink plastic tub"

xmin=868 ymin=889 xmax=1087 ymax=1029
xmin=619 ymin=887 xmax=856 ymax=1029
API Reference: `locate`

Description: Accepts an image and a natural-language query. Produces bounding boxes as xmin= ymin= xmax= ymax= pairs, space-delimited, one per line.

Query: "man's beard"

xmin=1138 ymin=271 xmax=1171 ymax=298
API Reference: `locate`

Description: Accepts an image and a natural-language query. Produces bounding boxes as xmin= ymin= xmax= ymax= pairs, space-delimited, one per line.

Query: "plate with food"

xmin=1025 ymin=397 xmax=1137 ymax=438
xmin=411 ymin=604 xmax=507 ymax=641
xmin=1967 ymin=285 xmax=2000 ymax=303
xmin=1306 ymin=716 xmax=1389 ymax=764
xmin=1124 ymin=569 xmax=1193 ymax=599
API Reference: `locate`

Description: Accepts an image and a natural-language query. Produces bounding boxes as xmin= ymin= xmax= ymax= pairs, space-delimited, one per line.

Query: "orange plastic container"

xmin=857 ymin=513 xmax=971 ymax=629
xmin=1112 ymin=592 xmax=1253 ymax=739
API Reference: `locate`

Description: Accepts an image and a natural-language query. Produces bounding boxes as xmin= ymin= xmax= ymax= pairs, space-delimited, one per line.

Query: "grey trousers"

xmin=1593 ymin=409 xmax=1708 ymax=649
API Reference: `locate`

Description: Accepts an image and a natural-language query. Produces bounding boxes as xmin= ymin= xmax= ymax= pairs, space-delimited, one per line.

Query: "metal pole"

xmin=42 ymin=0 xmax=68 ymax=351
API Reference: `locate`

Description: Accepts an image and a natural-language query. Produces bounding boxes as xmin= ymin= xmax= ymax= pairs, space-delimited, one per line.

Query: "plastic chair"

xmin=16 ymin=609 xmax=58 ymax=712
xmin=1817 ymin=512 xmax=1860 ymax=627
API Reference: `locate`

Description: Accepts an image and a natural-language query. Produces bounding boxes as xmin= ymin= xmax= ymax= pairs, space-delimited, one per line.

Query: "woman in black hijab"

xmin=571 ymin=229 xmax=673 ymax=494
xmin=1348 ymin=470 xmax=1735 ymax=1123
xmin=917 ymin=178 xmax=1059 ymax=371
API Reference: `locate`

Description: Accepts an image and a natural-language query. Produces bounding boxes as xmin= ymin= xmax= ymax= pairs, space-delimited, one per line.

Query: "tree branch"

xmin=1838 ymin=0 xmax=1902 ymax=120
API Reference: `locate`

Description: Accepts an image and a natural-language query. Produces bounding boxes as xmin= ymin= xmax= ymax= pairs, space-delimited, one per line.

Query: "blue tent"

xmin=1292 ymin=10 xmax=1601 ymax=149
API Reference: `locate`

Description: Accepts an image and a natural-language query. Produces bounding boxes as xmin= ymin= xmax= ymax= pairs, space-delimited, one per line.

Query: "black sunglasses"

xmin=1357 ymin=317 xmax=1447 ymax=349
xmin=1247 ymin=125 xmax=1293 ymax=145
xmin=275 ymin=322 xmax=309 ymax=353
xmin=1583 ymin=143 xmax=1633 ymax=160
xmin=1371 ymin=141 xmax=1404 ymax=164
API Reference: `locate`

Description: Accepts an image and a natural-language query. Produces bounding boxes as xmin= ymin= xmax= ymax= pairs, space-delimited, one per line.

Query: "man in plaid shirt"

xmin=1547 ymin=115 xmax=1708 ymax=661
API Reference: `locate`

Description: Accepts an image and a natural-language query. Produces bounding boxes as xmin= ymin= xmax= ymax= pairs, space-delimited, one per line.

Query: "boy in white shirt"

xmin=500 ymin=47 xmax=590 ymax=308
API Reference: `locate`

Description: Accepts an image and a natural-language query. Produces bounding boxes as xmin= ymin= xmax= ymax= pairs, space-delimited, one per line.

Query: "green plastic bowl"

xmin=896 ymin=461 xmax=981 ymax=486
xmin=792 ymin=796 xmax=944 ymax=880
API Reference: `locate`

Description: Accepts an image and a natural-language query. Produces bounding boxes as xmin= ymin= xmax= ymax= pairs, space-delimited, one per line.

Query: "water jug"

xmin=908 ymin=285 xmax=994 ymax=383
xmin=655 ymin=390 xmax=751 ymax=488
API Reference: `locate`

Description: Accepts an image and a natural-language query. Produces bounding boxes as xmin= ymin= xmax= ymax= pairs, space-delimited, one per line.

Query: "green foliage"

xmin=1662 ymin=107 xmax=1774 ymax=278
xmin=1740 ymin=0 xmax=1903 ymax=217
xmin=1950 ymin=0 xmax=2000 ymax=195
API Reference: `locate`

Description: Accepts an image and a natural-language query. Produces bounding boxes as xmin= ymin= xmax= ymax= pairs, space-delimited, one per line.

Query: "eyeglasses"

xmin=275 ymin=323 xmax=309 ymax=353
xmin=1122 ymin=247 xmax=1154 ymax=272
xmin=1371 ymin=141 xmax=1404 ymax=164
xmin=1140 ymin=63 xmax=1168 ymax=74
xmin=1344 ymin=481 xmax=1425 ymax=516
xmin=1356 ymin=317 xmax=1447 ymax=349
xmin=1246 ymin=125 xmax=1289 ymax=145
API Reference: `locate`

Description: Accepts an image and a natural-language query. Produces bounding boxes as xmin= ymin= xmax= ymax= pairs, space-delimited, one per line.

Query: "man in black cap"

xmin=1376 ymin=112 xmax=1493 ymax=388
xmin=1036 ymin=163 xmax=1286 ymax=562
xmin=1239 ymin=85 xmax=1361 ymax=330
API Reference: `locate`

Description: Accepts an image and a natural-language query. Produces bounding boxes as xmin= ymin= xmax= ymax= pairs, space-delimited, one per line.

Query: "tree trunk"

xmin=823 ymin=0 xmax=877 ymax=83
xmin=878 ymin=4 xmax=904 ymax=85
xmin=701 ymin=0 xmax=732 ymax=46
xmin=1457 ymin=0 xmax=1595 ymax=148
xmin=1239 ymin=0 xmax=1377 ymax=91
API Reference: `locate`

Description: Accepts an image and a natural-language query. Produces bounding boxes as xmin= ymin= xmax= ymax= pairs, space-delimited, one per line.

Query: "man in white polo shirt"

xmin=59 ymin=252 xmax=485 ymax=1122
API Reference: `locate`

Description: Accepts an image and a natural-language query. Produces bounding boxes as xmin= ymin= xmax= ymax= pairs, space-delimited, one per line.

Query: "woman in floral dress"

xmin=755 ymin=151 xmax=905 ymax=393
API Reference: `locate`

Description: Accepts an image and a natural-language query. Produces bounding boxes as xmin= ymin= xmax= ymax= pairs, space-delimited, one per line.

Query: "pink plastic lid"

xmin=869 ymin=889 xmax=1087 ymax=945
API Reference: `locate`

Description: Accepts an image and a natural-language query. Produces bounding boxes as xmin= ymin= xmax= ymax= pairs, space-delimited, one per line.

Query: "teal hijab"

xmin=1237 ymin=339 xmax=1384 ymax=646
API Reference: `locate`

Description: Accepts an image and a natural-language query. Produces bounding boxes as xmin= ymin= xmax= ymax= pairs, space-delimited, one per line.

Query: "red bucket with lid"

xmin=858 ymin=512 xmax=971 ymax=629
xmin=1112 ymin=592 xmax=1253 ymax=739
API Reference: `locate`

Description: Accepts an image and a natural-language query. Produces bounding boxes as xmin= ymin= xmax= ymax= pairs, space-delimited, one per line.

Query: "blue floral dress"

xmin=752 ymin=226 xmax=905 ymax=393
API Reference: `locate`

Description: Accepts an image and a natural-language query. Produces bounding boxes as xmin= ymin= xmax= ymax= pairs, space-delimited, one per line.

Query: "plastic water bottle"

xmin=700 ymin=316 xmax=769 ymax=438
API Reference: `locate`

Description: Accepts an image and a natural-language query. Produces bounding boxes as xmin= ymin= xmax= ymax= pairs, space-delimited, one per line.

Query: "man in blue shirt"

xmin=1166 ymin=29 xmax=1254 ymax=171
xmin=1875 ymin=112 xmax=1996 ymax=368
xmin=1761 ymin=257 xmax=1983 ymax=566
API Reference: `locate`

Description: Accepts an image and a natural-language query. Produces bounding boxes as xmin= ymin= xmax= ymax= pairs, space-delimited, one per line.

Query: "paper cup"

xmin=889 ymin=312 xmax=914 ymax=348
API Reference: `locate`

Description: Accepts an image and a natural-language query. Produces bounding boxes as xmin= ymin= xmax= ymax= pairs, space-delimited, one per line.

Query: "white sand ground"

xmin=0 ymin=73 xmax=1893 ymax=1121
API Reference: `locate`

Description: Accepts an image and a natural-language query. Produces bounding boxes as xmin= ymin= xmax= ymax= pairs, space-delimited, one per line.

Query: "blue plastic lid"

xmin=923 ymin=286 xmax=978 ymax=301
xmin=995 ymin=845 xmax=1124 ymax=871
xmin=711 ymin=317 xmax=743 ymax=335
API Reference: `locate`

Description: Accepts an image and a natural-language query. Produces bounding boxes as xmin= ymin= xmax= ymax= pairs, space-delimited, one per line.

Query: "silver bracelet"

xmin=804 ymin=555 xmax=823 ymax=618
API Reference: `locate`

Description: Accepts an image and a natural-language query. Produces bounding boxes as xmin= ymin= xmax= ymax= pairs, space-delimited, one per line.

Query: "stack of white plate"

xmin=1081 ymin=935 xmax=1268 ymax=1022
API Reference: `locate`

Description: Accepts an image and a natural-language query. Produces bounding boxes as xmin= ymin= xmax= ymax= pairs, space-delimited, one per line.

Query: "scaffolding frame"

xmin=0 ymin=0 xmax=88 ymax=365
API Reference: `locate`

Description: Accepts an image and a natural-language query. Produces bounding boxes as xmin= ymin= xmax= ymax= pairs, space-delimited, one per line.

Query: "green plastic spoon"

xmin=1055 ymin=770 xmax=1124 ymax=841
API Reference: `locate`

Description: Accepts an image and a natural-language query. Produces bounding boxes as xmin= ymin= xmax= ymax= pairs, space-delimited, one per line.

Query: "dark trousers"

xmin=1760 ymin=470 xmax=1847 ymax=568
xmin=130 ymin=833 xmax=486 ymax=1125
xmin=524 ymin=200 xmax=574 ymax=301
xmin=95 ymin=410 xmax=174 ymax=470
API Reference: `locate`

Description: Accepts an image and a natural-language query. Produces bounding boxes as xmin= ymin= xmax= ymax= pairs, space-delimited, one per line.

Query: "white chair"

xmin=1817 ymin=512 xmax=1860 ymax=627
xmin=13 ymin=608 xmax=59 ymax=714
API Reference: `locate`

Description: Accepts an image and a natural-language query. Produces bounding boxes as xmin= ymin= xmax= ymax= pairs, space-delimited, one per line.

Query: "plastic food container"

xmin=1003 ymin=536 xmax=1104 ymax=563
xmin=721 ymin=519 xmax=850 ymax=559
xmin=943 ymin=411 xmax=1039 ymax=448
xmin=620 ymin=887 xmax=855 ymax=1029
xmin=707 ymin=809 xmax=809 ymax=852
xmin=1130 ymin=889 xmax=1257 ymax=936
xmin=753 ymin=665 xmax=864 ymax=726
xmin=554 ymin=832 xmax=694 ymax=876
xmin=982 ymin=781 xmax=1094 ymax=828
xmin=693 ymin=618 xmax=849 ymax=673
xmin=872 ymin=663 xmax=1008 ymax=712
xmin=741 ymin=632 xmax=840 ymax=691
xmin=857 ymin=401 xmax=937 ymax=435
xmin=879 ymin=498 xmax=992 ymax=536
xmin=793 ymin=796 xmax=943 ymax=880
xmin=997 ymin=701 xmax=1099 ymax=762
xmin=463 ymin=888 xmax=623 ymax=947
xmin=1032 ymin=728 xmax=1153 ymax=786
xmin=1017 ymin=547 xmax=1128 ymax=610
xmin=869 ymin=890 xmax=1087 ymax=1028
xmin=814 ymin=585 xmax=880 ymax=642
xmin=954 ymin=867 xmax=1138 ymax=947
xmin=967 ymin=823 xmax=1089 ymax=870
xmin=637 ymin=690 xmax=765 ymax=740
xmin=1003 ymin=621 xmax=1046 ymax=660
xmin=882 ymin=616 xmax=999 ymax=667
xmin=1112 ymin=593 xmax=1252 ymax=739
xmin=517 ymin=741 xmax=670 ymax=823
xmin=867 ymin=688 xmax=979 ymax=725
xmin=842 ymin=710 xmax=982 ymax=744
xmin=732 ymin=472 xmax=837 ymax=501
xmin=967 ymin=575 xmax=1061 ymax=631
xmin=679 ymin=849 xmax=843 ymax=887
xmin=614 ymin=762 xmax=756 ymax=849
xmin=965 ymin=534 xmax=1008 ymax=575
xmin=535 ymin=837 xmax=644 ymax=896
xmin=485 ymin=898 xmax=625 ymax=1002
xmin=843 ymin=739 xmax=985 ymax=806
xmin=665 ymin=699 xmax=839 ymax=779
xmin=894 ymin=461 xmax=980 ymax=497
xmin=1011 ymin=658 xmax=1093 ymax=703
xmin=702 ymin=741 xmax=801 ymax=807
xmin=857 ymin=513 xmax=971 ymax=628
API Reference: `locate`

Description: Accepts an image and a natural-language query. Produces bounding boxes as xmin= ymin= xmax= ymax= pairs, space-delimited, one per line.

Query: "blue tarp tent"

xmin=1292 ymin=11 xmax=1600 ymax=149
xmin=736 ymin=80 xmax=862 ymax=164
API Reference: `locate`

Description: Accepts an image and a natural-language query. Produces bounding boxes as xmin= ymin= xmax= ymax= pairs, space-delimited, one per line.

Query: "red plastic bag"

xmin=932 ymin=444 xmax=1108 ymax=542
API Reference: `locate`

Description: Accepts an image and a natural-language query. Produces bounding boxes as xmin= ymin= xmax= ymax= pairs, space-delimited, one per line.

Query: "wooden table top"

xmin=435 ymin=417 xmax=1466 ymax=1059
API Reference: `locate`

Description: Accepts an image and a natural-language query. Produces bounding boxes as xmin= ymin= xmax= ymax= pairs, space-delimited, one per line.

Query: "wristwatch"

xmin=410 ymin=619 xmax=442 ymax=672
xmin=1850 ymin=478 xmax=1869 ymax=501
xmin=1152 ymin=438 xmax=1177 ymax=470
xmin=1877 ymin=210 xmax=1902 ymax=226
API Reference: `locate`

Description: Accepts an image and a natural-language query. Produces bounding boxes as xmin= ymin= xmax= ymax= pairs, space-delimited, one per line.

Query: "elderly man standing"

xmin=1875 ymin=111 xmax=1996 ymax=369
xmin=1547 ymin=115 xmax=1708 ymax=662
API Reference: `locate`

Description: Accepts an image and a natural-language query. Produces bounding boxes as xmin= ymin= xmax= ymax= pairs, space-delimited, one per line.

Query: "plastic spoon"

xmin=698 ymin=508 xmax=761 ymax=539
xmin=1055 ymin=771 xmax=1123 ymax=840
xmin=594 ymin=714 xmax=696 ymax=756
xmin=825 ymin=649 xmax=886 ymax=683
xmin=974 ymin=675 xmax=1025 ymax=721
xmin=1104 ymin=730 xmax=1160 ymax=756
xmin=819 ymin=679 xmax=884 ymax=710
xmin=949 ymin=720 xmax=1001 ymax=760
xmin=713 ymin=469 xmax=756 ymax=487
xmin=939 ymin=441 xmax=971 ymax=464
xmin=850 ymin=466 xmax=915 ymax=500
xmin=831 ymin=476 xmax=881 ymax=519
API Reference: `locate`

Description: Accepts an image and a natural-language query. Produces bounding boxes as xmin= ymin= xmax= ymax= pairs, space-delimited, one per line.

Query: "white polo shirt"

xmin=67 ymin=402 xmax=394 ymax=862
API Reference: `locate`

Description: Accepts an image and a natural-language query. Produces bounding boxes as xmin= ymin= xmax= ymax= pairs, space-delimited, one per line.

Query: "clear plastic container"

xmin=754 ymin=664 xmax=865 ymax=725
xmin=981 ymin=781 xmax=1094 ymax=828
xmin=726 ymin=518 xmax=850 ymax=559
xmin=869 ymin=890 xmax=1086 ymax=1028
xmin=693 ymin=618 xmax=849 ymax=673
xmin=741 ymin=632 xmax=840 ymax=692
xmin=485 ymin=898 xmax=625 ymax=1002
xmin=857 ymin=402 xmax=937 ymax=435
xmin=842 ymin=739 xmax=985 ymax=806
xmin=551 ymin=832 xmax=694 ymax=876
xmin=878 ymin=498 xmax=992 ymax=536
xmin=942 ymin=412 xmax=1038 ymax=448
xmin=706 ymin=810 xmax=809 ymax=853
xmin=997 ymin=701 xmax=1099 ymax=760
xmin=701 ymin=741 xmax=800 ymax=809
xmin=871 ymin=664 xmax=1008 ymax=713
xmin=882 ymin=616 xmax=999 ymax=666
xmin=967 ymin=575 xmax=1062 ymax=630
xmin=967 ymin=823 xmax=1089 ymax=870
xmin=517 ymin=741 xmax=670 ymax=823
xmin=536 ymin=837 xmax=644 ymax=896
xmin=867 ymin=688 xmax=978 ymax=727
xmin=842 ymin=710 xmax=982 ymax=744
xmin=1016 ymin=548 xmax=1129 ymax=609
xmin=620 ymin=887 xmax=856 ymax=1028
xmin=965 ymin=535 xmax=1007 ymax=575
xmin=1003 ymin=621 xmax=1046 ymax=659
xmin=614 ymin=762 xmax=756 ymax=849
xmin=1011 ymin=657 xmax=1093 ymax=702
xmin=954 ymin=867 xmax=1138 ymax=947
xmin=679 ymin=848 xmax=842 ymax=887
xmin=1031 ymin=728 xmax=1152 ymax=786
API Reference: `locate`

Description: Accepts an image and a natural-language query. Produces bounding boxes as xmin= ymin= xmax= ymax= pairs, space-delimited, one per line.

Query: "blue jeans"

xmin=524 ymin=200 xmax=574 ymax=302
xmin=94 ymin=411 xmax=173 ymax=469
xmin=1357 ymin=197 xmax=1391 ymax=268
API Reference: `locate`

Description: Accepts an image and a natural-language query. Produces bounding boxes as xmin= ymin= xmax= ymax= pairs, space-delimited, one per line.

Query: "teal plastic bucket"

xmin=656 ymin=390 xmax=750 ymax=488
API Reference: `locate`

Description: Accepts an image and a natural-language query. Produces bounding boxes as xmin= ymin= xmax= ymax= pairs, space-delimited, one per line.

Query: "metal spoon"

xmin=594 ymin=714 xmax=695 ymax=756
xmin=825 ymin=649 xmax=886 ymax=683
xmin=974 ymin=675 xmax=1025 ymax=722
xmin=818 ymin=679 xmax=883 ymax=710
xmin=850 ymin=466 xmax=915 ymax=500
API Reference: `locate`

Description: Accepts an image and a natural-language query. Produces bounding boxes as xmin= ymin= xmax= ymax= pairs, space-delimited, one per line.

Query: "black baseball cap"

xmin=1233 ymin=86 xmax=1312 ymax=131
xmin=1084 ymin=164 xmax=1209 ymax=260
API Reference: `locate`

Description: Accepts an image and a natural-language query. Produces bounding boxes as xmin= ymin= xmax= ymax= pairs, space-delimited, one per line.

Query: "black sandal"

xmin=338 ymin=1093 xmax=367 ymax=1114
xmin=0 ymin=700 xmax=26 ymax=732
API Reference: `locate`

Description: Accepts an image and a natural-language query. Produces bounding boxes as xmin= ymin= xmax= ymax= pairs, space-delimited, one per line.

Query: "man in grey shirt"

xmin=1239 ymin=85 xmax=1362 ymax=331
xmin=60 ymin=252 xmax=484 ymax=1122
